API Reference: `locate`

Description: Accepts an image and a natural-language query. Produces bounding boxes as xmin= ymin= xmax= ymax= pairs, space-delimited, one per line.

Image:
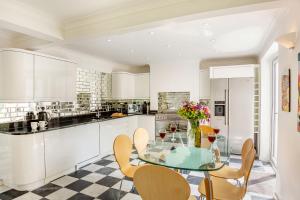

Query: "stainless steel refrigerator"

xmin=211 ymin=77 xmax=254 ymax=154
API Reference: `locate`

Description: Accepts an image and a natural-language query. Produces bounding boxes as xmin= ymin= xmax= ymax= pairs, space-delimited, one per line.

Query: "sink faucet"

xmin=96 ymin=107 xmax=101 ymax=119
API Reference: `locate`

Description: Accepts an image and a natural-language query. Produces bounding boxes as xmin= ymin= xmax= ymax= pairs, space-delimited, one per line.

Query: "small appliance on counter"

xmin=142 ymin=101 xmax=150 ymax=114
xmin=128 ymin=103 xmax=142 ymax=114
xmin=37 ymin=107 xmax=51 ymax=123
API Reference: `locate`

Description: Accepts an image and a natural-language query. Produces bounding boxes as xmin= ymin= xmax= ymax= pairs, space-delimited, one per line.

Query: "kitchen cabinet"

xmin=0 ymin=132 xmax=45 ymax=190
xmin=137 ymin=115 xmax=155 ymax=140
xmin=35 ymin=55 xmax=77 ymax=102
xmin=112 ymin=72 xmax=150 ymax=99
xmin=100 ymin=117 xmax=129 ymax=156
xmin=99 ymin=115 xmax=155 ymax=156
xmin=112 ymin=72 xmax=135 ymax=99
xmin=135 ymin=73 xmax=150 ymax=99
xmin=128 ymin=115 xmax=138 ymax=137
xmin=199 ymin=69 xmax=211 ymax=99
xmin=44 ymin=123 xmax=99 ymax=179
xmin=0 ymin=50 xmax=34 ymax=101
xmin=210 ymin=65 xmax=256 ymax=79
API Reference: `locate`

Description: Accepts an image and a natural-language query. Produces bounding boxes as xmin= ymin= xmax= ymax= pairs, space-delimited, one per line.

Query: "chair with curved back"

xmin=198 ymin=148 xmax=256 ymax=200
xmin=199 ymin=125 xmax=215 ymax=148
xmin=199 ymin=125 xmax=215 ymax=137
xmin=133 ymin=128 xmax=149 ymax=155
xmin=134 ymin=165 xmax=197 ymax=200
xmin=209 ymin=138 xmax=254 ymax=181
xmin=113 ymin=134 xmax=140 ymax=199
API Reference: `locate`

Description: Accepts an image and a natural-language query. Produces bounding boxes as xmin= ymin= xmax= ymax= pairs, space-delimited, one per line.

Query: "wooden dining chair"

xmin=199 ymin=125 xmax=215 ymax=137
xmin=133 ymin=128 xmax=149 ymax=155
xmin=209 ymin=138 xmax=254 ymax=182
xmin=113 ymin=134 xmax=140 ymax=199
xmin=198 ymin=148 xmax=256 ymax=200
xmin=199 ymin=125 xmax=215 ymax=148
xmin=134 ymin=165 xmax=197 ymax=200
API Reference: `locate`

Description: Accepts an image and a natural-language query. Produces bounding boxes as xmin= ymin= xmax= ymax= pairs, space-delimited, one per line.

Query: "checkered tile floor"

xmin=0 ymin=150 xmax=276 ymax=200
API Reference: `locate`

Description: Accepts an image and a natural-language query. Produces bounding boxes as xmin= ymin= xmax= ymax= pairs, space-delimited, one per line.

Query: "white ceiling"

xmin=66 ymin=9 xmax=280 ymax=66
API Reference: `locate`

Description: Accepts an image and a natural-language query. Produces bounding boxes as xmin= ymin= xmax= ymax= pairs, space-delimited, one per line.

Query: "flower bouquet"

xmin=177 ymin=101 xmax=210 ymax=147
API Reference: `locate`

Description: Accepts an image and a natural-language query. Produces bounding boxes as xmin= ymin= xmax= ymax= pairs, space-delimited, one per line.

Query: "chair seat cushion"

xmin=209 ymin=165 xmax=242 ymax=180
xmin=198 ymin=177 xmax=244 ymax=200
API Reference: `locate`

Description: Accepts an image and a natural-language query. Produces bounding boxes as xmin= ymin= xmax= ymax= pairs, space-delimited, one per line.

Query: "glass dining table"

xmin=138 ymin=135 xmax=230 ymax=200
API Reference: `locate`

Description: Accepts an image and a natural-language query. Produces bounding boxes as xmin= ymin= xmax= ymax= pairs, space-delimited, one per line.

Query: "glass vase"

xmin=187 ymin=119 xmax=201 ymax=148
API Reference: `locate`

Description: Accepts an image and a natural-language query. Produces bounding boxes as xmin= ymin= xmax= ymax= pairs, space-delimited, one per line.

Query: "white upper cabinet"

xmin=0 ymin=50 xmax=34 ymax=101
xmin=199 ymin=69 xmax=211 ymax=99
xmin=210 ymin=65 xmax=256 ymax=79
xmin=112 ymin=72 xmax=135 ymax=99
xmin=34 ymin=55 xmax=76 ymax=102
xmin=112 ymin=72 xmax=150 ymax=99
xmin=135 ymin=73 xmax=150 ymax=99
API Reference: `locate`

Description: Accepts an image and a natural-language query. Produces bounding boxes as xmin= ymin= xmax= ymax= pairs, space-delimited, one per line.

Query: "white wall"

xmin=36 ymin=45 xmax=131 ymax=73
xmin=149 ymin=60 xmax=199 ymax=110
xmin=259 ymin=0 xmax=300 ymax=199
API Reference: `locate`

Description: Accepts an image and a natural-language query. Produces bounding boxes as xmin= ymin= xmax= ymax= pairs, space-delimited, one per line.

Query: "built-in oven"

xmin=214 ymin=101 xmax=226 ymax=116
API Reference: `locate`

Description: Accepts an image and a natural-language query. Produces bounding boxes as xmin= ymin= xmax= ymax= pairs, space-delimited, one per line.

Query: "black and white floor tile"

xmin=0 ymin=151 xmax=276 ymax=200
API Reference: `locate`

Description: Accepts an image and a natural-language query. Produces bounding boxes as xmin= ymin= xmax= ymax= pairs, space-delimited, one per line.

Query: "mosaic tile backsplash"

xmin=158 ymin=92 xmax=190 ymax=113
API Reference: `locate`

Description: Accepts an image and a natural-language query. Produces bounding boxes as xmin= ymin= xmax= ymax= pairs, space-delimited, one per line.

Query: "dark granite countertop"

xmin=0 ymin=112 xmax=156 ymax=135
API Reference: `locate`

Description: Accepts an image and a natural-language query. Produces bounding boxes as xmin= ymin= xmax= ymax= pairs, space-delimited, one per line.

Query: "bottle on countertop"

xmin=142 ymin=101 xmax=147 ymax=114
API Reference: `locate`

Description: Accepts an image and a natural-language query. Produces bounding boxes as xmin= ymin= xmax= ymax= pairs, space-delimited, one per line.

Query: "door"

xmin=211 ymin=79 xmax=228 ymax=140
xmin=271 ymin=58 xmax=279 ymax=166
xmin=228 ymin=78 xmax=254 ymax=154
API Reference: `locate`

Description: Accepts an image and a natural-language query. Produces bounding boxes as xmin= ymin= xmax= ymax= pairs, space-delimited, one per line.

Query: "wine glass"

xmin=159 ymin=129 xmax=167 ymax=144
xmin=208 ymin=133 xmax=217 ymax=161
xmin=213 ymin=128 xmax=220 ymax=134
xmin=170 ymin=122 xmax=177 ymax=142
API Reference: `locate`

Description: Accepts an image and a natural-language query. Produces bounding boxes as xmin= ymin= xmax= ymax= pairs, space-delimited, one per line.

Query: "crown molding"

xmin=0 ymin=0 xmax=63 ymax=42
xmin=63 ymin=0 xmax=282 ymax=41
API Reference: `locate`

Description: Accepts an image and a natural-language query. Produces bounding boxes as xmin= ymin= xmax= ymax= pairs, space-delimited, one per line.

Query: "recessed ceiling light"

xmin=203 ymin=30 xmax=213 ymax=37
xmin=202 ymin=23 xmax=209 ymax=27
xmin=107 ymin=39 xmax=112 ymax=42
xmin=149 ymin=31 xmax=155 ymax=35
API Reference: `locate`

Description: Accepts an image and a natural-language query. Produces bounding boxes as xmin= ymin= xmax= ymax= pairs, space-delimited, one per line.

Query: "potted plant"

xmin=177 ymin=101 xmax=210 ymax=147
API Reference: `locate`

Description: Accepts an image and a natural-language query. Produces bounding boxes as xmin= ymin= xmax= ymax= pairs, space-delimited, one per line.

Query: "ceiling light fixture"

xmin=149 ymin=31 xmax=155 ymax=35
xmin=202 ymin=23 xmax=209 ymax=28
xmin=107 ymin=39 xmax=112 ymax=42
xmin=203 ymin=30 xmax=213 ymax=37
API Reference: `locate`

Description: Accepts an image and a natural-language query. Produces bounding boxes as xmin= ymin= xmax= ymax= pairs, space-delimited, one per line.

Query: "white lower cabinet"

xmin=128 ymin=116 xmax=138 ymax=138
xmin=99 ymin=118 xmax=130 ymax=156
xmin=44 ymin=123 xmax=99 ymax=179
xmin=99 ymin=115 xmax=155 ymax=156
xmin=0 ymin=133 xmax=45 ymax=190
xmin=137 ymin=115 xmax=156 ymax=140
